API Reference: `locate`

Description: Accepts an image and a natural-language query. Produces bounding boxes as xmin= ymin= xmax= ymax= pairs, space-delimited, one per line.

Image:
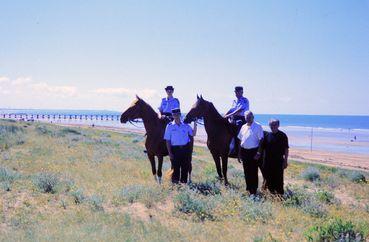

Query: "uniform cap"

xmin=234 ymin=86 xmax=243 ymax=91
xmin=165 ymin=86 xmax=174 ymax=91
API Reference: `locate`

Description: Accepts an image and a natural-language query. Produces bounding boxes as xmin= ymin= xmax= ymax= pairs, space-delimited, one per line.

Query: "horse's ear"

xmin=136 ymin=94 xmax=141 ymax=100
xmin=200 ymin=95 xmax=203 ymax=100
xmin=197 ymin=94 xmax=200 ymax=100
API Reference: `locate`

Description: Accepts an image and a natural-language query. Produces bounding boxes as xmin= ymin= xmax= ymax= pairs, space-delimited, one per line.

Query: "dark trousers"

xmin=171 ymin=144 xmax=190 ymax=184
xmin=264 ymin=160 xmax=284 ymax=195
xmin=240 ymin=147 xmax=259 ymax=195
xmin=229 ymin=116 xmax=246 ymax=157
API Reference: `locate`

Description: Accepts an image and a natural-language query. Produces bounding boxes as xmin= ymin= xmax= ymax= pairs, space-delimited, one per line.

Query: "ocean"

xmin=1 ymin=109 xmax=369 ymax=155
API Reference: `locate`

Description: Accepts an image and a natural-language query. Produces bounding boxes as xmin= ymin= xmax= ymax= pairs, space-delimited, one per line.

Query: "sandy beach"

xmin=59 ymin=122 xmax=369 ymax=171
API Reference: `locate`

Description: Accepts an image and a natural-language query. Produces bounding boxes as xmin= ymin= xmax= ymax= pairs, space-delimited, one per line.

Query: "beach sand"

xmin=60 ymin=123 xmax=369 ymax=171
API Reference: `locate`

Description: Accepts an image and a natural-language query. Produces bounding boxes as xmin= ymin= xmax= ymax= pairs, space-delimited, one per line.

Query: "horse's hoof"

xmin=158 ymin=176 xmax=162 ymax=184
xmin=224 ymin=181 xmax=229 ymax=186
xmin=154 ymin=175 xmax=158 ymax=183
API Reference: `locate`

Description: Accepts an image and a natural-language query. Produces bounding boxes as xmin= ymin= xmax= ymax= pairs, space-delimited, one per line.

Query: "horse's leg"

xmin=147 ymin=153 xmax=158 ymax=182
xmin=221 ymin=155 xmax=229 ymax=185
xmin=211 ymin=153 xmax=223 ymax=180
xmin=157 ymin=156 xmax=163 ymax=184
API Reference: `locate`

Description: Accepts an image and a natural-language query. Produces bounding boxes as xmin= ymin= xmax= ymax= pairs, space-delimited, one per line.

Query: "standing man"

xmin=158 ymin=86 xmax=180 ymax=120
xmin=256 ymin=119 xmax=289 ymax=195
xmin=238 ymin=111 xmax=264 ymax=195
xmin=164 ymin=108 xmax=194 ymax=184
xmin=225 ymin=86 xmax=250 ymax=156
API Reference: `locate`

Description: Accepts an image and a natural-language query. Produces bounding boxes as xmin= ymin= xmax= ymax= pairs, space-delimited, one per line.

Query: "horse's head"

xmin=184 ymin=95 xmax=209 ymax=123
xmin=120 ymin=95 xmax=146 ymax=123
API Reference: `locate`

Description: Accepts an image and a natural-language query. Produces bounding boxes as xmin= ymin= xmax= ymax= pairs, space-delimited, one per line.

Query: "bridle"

xmin=128 ymin=119 xmax=144 ymax=128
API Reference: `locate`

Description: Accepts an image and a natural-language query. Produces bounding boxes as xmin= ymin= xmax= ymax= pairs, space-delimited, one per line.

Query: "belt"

xmin=241 ymin=147 xmax=258 ymax=151
xmin=172 ymin=144 xmax=189 ymax=149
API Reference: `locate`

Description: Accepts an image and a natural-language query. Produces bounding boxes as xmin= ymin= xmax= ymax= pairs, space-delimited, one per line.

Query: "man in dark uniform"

xmin=164 ymin=108 xmax=194 ymax=184
xmin=256 ymin=119 xmax=289 ymax=195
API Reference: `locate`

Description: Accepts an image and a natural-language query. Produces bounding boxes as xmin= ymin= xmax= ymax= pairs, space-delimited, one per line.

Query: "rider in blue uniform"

xmin=225 ymin=86 xmax=249 ymax=126
xmin=224 ymin=86 xmax=250 ymax=157
xmin=158 ymin=86 xmax=180 ymax=121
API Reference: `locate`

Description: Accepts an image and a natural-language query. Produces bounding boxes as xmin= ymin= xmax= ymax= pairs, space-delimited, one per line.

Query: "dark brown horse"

xmin=184 ymin=96 xmax=238 ymax=185
xmin=120 ymin=96 xmax=169 ymax=183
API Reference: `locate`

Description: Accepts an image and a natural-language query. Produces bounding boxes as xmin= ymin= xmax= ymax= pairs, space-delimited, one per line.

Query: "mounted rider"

xmin=158 ymin=85 xmax=180 ymax=121
xmin=224 ymin=86 xmax=250 ymax=157
xmin=224 ymin=86 xmax=249 ymax=125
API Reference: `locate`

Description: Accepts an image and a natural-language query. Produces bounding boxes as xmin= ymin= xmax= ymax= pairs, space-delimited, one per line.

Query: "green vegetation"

xmin=33 ymin=172 xmax=60 ymax=193
xmin=0 ymin=119 xmax=368 ymax=241
xmin=301 ymin=167 xmax=321 ymax=182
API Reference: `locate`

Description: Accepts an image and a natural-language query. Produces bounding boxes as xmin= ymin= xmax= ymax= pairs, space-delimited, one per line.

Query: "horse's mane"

xmin=202 ymin=99 xmax=238 ymax=135
xmin=206 ymin=101 xmax=226 ymax=122
xmin=137 ymin=98 xmax=159 ymax=121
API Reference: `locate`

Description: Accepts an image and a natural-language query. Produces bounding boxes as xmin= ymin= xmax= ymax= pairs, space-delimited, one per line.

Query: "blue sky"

xmin=1 ymin=1 xmax=368 ymax=115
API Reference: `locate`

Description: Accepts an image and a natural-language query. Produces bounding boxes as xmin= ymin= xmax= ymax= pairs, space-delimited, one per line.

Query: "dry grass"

xmin=0 ymin=119 xmax=369 ymax=241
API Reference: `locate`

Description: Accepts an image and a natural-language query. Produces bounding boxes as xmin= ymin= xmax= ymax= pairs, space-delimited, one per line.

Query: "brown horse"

xmin=184 ymin=96 xmax=238 ymax=185
xmin=120 ymin=96 xmax=169 ymax=183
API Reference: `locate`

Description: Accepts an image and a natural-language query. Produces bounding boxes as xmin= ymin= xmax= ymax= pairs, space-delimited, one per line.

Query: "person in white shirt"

xmin=237 ymin=111 xmax=263 ymax=195
xmin=164 ymin=108 xmax=194 ymax=184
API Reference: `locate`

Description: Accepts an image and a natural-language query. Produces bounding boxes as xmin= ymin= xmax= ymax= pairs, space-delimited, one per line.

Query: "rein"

xmin=128 ymin=119 xmax=144 ymax=128
xmin=195 ymin=119 xmax=204 ymax=126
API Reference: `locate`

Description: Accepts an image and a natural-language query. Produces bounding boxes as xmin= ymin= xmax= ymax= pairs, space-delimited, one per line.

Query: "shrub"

xmin=35 ymin=125 xmax=54 ymax=136
xmin=301 ymin=167 xmax=320 ymax=182
xmin=0 ymin=166 xmax=19 ymax=183
xmin=0 ymin=166 xmax=20 ymax=191
xmin=315 ymin=190 xmax=337 ymax=205
xmin=189 ymin=181 xmax=221 ymax=196
xmin=284 ymin=187 xmax=327 ymax=217
xmin=1 ymin=181 xmax=11 ymax=192
xmin=117 ymin=184 xmax=166 ymax=208
xmin=71 ymin=189 xmax=86 ymax=204
xmin=323 ymin=175 xmax=339 ymax=189
xmin=348 ymin=171 xmax=366 ymax=183
xmin=33 ymin=172 xmax=59 ymax=193
xmin=57 ymin=127 xmax=82 ymax=136
xmin=0 ymin=124 xmax=25 ymax=151
xmin=89 ymin=195 xmax=104 ymax=211
xmin=174 ymin=189 xmax=217 ymax=221
xmin=305 ymin=218 xmax=365 ymax=241
xmin=240 ymin=198 xmax=273 ymax=223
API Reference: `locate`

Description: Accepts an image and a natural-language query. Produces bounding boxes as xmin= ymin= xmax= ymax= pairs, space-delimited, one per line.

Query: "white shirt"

xmin=164 ymin=121 xmax=193 ymax=146
xmin=237 ymin=121 xmax=263 ymax=149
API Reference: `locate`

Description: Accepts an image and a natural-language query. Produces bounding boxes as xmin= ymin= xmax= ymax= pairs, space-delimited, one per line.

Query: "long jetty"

xmin=0 ymin=113 xmax=121 ymax=121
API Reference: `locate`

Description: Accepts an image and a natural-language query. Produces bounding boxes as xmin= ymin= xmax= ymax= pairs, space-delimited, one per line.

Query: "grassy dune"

xmin=1 ymin=119 xmax=369 ymax=241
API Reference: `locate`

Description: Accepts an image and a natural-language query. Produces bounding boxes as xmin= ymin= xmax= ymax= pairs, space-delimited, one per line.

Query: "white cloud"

xmin=31 ymin=82 xmax=78 ymax=97
xmin=0 ymin=76 xmax=10 ymax=83
xmin=91 ymin=87 xmax=158 ymax=99
xmin=0 ymin=75 xmax=159 ymax=110
xmin=12 ymin=77 xmax=33 ymax=86
xmin=0 ymin=76 xmax=79 ymax=102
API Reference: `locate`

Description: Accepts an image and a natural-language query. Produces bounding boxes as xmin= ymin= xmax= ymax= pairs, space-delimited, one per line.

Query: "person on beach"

xmin=238 ymin=111 xmax=264 ymax=195
xmin=158 ymin=85 xmax=180 ymax=121
xmin=225 ymin=86 xmax=250 ymax=156
xmin=256 ymin=119 xmax=289 ymax=195
xmin=164 ymin=108 xmax=194 ymax=184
